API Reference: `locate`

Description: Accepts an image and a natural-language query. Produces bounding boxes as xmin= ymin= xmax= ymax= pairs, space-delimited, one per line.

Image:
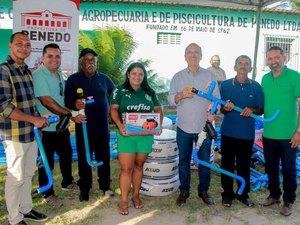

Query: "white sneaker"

xmin=104 ymin=189 xmax=114 ymax=197
xmin=44 ymin=195 xmax=63 ymax=208
xmin=62 ymin=181 xmax=79 ymax=191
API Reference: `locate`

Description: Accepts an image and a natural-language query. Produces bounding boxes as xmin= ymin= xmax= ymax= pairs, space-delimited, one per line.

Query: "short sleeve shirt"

xmin=33 ymin=64 xmax=65 ymax=132
xmin=220 ymin=77 xmax=264 ymax=140
xmin=261 ymin=66 xmax=300 ymax=139
xmin=65 ymin=70 xmax=115 ymax=135
xmin=110 ymin=85 xmax=161 ymax=122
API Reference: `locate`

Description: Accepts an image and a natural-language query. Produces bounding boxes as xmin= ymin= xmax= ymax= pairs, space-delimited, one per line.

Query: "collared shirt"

xmin=0 ymin=56 xmax=37 ymax=142
xmin=207 ymin=66 xmax=226 ymax=81
xmin=262 ymin=66 xmax=300 ymax=139
xmin=110 ymin=84 xmax=161 ymax=122
xmin=65 ymin=70 xmax=115 ymax=135
xmin=33 ymin=64 xmax=65 ymax=132
xmin=220 ymin=77 xmax=264 ymax=140
xmin=168 ymin=67 xmax=220 ymax=133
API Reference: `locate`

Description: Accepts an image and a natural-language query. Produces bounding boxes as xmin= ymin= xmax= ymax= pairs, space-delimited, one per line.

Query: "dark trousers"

xmin=221 ymin=135 xmax=254 ymax=199
xmin=76 ymin=129 xmax=111 ymax=192
xmin=263 ymin=137 xmax=297 ymax=204
xmin=38 ymin=129 xmax=74 ymax=198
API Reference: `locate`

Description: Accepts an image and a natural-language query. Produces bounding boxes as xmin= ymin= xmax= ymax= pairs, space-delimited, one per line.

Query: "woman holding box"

xmin=110 ymin=62 xmax=163 ymax=215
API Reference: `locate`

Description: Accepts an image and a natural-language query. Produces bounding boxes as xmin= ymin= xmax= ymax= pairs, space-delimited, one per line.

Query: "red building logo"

xmin=21 ymin=10 xmax=72 ymax=29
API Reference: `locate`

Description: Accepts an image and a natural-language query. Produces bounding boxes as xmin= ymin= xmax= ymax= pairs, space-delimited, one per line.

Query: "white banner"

xmin=13 ymin=0 xmax=80 ymax=75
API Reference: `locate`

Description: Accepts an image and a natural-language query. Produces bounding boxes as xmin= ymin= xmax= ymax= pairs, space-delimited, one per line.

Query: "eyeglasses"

xmin=59 ymin=81 xmax=63 ymax=96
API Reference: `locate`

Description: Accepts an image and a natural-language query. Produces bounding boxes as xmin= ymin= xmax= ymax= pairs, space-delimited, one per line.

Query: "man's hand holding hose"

xmin=175 ymin=86 xmax=194 ymax=104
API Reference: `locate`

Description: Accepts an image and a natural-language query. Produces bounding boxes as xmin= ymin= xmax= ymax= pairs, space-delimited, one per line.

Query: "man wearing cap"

xmin=64 ymin=48 xmax=115 ymax=201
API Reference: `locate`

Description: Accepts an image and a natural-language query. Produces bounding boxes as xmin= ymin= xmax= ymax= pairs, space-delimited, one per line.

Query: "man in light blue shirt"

xmin=168 ymin=43 xmax=220 ymax=206
xmin=33 ymin=43 xmax=78 ymax=208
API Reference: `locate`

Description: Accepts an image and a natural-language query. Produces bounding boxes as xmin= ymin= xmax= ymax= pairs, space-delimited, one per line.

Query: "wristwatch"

xmin=297 ymin=128 xmax=300 ymax=132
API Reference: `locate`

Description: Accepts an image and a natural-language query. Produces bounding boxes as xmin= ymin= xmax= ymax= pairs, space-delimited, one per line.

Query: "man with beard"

xmin=33 ymin=43 xmax=78 ymax=208
xmin=64 ymin=48 xmax=115 ymax=201
xmin=260 ymin=46 xmax=300 ymax=216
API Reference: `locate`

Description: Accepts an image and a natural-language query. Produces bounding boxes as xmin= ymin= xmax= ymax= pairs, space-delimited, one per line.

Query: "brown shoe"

xmin=260 ymin=197 xmax=280 ymax=206
xmin=198 ymin=192 xmax=214 ymax=205
xmin=280 ymin=203 xmax=292 ymax=216
xmin=176 ymin=191 xmax=190 ymax=206
xmin=43 ymin=195 xmax=63 ymax=208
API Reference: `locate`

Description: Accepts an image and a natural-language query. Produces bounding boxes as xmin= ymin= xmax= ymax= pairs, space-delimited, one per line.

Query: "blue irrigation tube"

xmin=81 ymin=98 xmax=103 ymax=168
xmin=191 ymin=81 xmax=280 ymax=123
xmin=192 ymin=148 xmax=246 ymax=195
xmin=250 ymin=174 xmax=263 ymax=192
xmin=34 ymin=116 xmax=60 ymax=193
xmin=252 ymin=152 xmax=265 ymax=164
xmin=82 ymin=121 xmax=103 ymax=167
xmin=253 ymin=144 xmax=264 ymax=153
xmin=250 ymin=168 xmax=268 ymax=192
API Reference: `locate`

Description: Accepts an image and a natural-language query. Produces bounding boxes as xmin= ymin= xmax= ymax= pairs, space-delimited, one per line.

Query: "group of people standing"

xmin=0 ymin=31 xmax=163 ymax=224
xmin=168 ymin=43 xmax=300 ymax=218
xmin=0 ymin=31 xmax=299 ymax=225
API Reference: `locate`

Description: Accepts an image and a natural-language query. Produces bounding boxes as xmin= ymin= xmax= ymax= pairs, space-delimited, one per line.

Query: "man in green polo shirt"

xmin=260 ymin=46 xmax=300 ymax=216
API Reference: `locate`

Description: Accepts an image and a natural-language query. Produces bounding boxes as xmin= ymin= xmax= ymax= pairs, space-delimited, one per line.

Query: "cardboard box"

xmin=123 ymin=113 xmax=161 ymax=135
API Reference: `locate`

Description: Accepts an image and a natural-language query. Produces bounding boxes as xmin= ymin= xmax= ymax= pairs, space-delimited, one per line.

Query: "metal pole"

xmin=252 ymin=0 xmax=263 ymax=81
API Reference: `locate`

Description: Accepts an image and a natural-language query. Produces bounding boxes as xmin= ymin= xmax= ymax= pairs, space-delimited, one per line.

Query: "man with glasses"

xmin=168 ymin=43 xmax=220 ymax=207
xmin=32 ymin=43 xmax=78 ymax=208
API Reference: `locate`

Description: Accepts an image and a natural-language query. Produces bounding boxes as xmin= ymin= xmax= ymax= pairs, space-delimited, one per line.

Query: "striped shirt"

xmin=0 ymin=56 xmax=37 ymax=143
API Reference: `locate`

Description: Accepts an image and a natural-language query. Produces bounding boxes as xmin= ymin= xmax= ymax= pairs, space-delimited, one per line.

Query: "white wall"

xmin=79 ymin=3 xmax=300 ymax=83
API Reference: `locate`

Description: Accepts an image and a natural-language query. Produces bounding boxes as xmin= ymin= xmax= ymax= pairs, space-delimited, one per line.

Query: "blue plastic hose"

xmin=81 ymin=98 xmax=103 ymax=167
xmin=82 ymin=121 xmax=103 ymax=167
xmin=193 ymin=81 xmax=280 ymax=123
xmin=34 ymin=116 xmax=60 ymax=193
xmin=192 ymin=148 xmax=246 ymax=195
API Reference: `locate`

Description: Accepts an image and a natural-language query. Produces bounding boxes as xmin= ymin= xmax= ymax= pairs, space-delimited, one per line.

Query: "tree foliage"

xmin=125 ymin=59 xmax=170 ymax=92
xmin=123 ymin=58 xmax=170 ymax=104
xmin=78 ymin=27 xmax=170 ymax=103
xmin=79 ymin=27 xmax=137 ymax=84
xmin=291 ymin=0 xmax=300 ymax=8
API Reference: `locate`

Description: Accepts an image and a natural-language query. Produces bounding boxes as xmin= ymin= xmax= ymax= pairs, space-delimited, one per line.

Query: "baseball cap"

xmin=79 ymin=48 xmax=98 ymax=58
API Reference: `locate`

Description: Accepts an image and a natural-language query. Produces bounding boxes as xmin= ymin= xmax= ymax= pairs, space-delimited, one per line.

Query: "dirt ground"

xmin=1 ymin=115 xmax=299 ymax=225
xmin=21 ymin=162 xmax=300 ymax=225
xmin=89 ymin=206 xmax=300 ymax=225
xmin=27 ymin=198 xmax=300 ymax=225
xmin=1 ymin=160 xmax=300 ymax=225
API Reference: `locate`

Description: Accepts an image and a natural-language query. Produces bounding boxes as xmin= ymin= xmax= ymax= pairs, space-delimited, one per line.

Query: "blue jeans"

xmin=177 ymin=127 xmax=212 ymax=192
xmin=263 ymin=137 xmax=297 ymax=204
